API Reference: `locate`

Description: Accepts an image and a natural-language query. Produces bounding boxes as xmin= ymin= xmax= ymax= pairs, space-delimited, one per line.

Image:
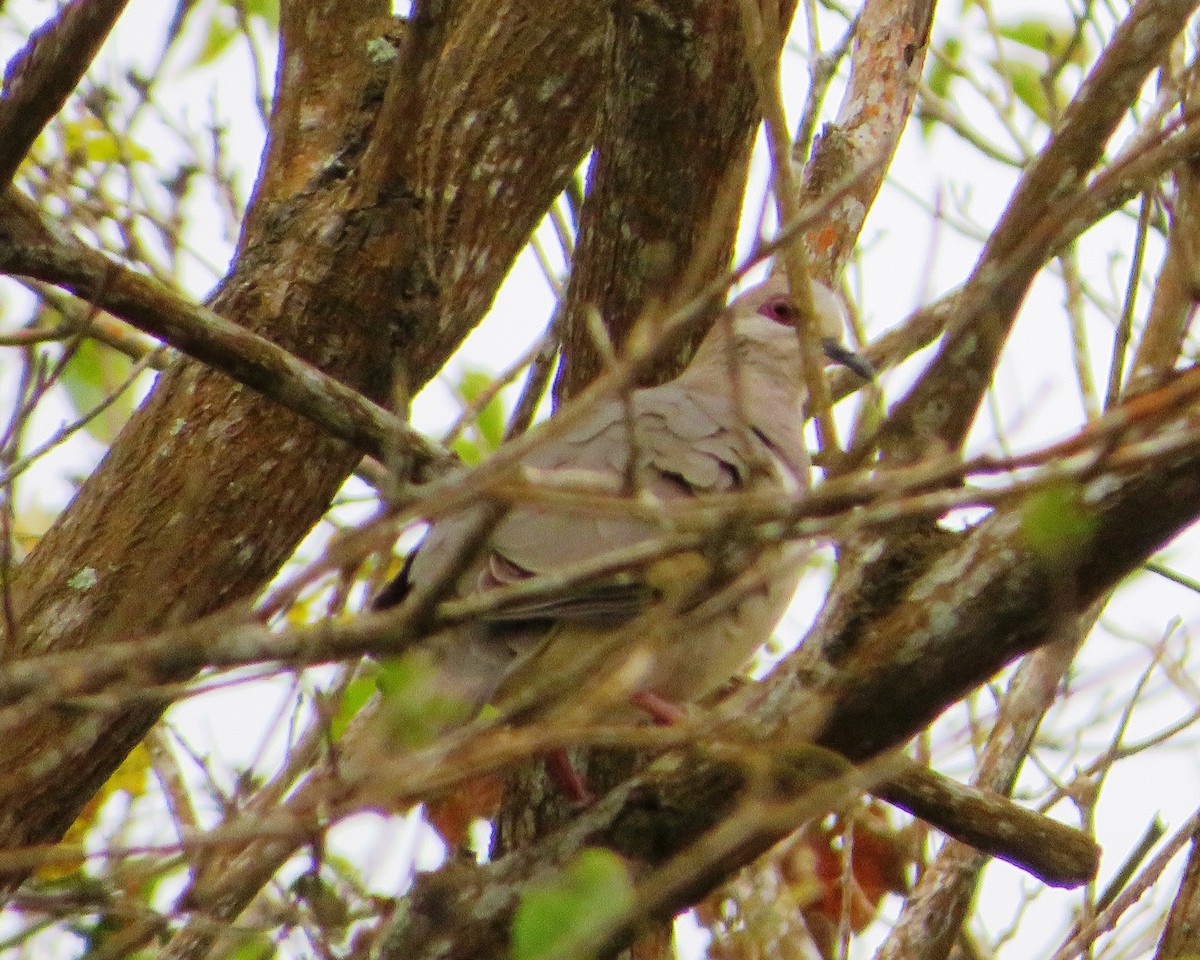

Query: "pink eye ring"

xmin=758 ymin=295 xmax=795 ymax=324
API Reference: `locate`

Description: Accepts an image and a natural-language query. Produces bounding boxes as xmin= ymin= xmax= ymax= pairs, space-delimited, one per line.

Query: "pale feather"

xmin=383 ymin=276 xmax=854 ymax=713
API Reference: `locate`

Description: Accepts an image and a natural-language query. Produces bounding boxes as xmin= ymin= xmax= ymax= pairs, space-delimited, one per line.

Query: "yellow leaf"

xmin=36 ymin=742 xmax=153 ymax=881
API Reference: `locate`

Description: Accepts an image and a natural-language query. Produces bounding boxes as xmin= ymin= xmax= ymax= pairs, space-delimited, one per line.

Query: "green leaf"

xmin=928 ymin=37 xmax=961 ymax=100
xmin=450 ymin=367 xmax=508 ymax=463
xmin=475 ymin=390 xmax=506 ymax=452
xmin=1020 ymin=482 xmax=1097 ymax=565
xmin=375 ymin=650 xmax=476 ymax=747
xmin=923 ymin=37 xmax=961 ymax=138
xmin=60 ymin=338 xmax=139 ymax=443
xmin=512 ymin=849 xmax=635 ymax=960
xmin=243 ymin=0 xmax=280 ymax=30
xmin=996 ymin=58 xmax=1051 ymax=123
xmin=998 ymin=18 xmax=1063 ymax=55
xmin=998 ymin=18 xmax=1090 ymax=65
xmin=328 ymin=672 xmax=377 ymax=740
xmin=291 ymin=872 xmax=350 ymax=931
xmin=194 ymin=15 xmax=237 ymax=68
xmin=451 ymin=434 xmax=483 ymax=467
xmin=225 ymin=931 xmax=278 ymax=960
xmin=61 ymin=117 xmax=152 ymax=165
xmin=176 ymin=0 xmax=278 ymax=71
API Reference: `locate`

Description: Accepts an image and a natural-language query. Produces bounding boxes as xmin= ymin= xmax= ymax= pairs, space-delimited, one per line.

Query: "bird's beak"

xmin=822 ymin=338 xmax=876 ymax=381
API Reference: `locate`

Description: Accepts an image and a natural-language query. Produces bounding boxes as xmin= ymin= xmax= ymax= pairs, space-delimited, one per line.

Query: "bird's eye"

xmin=758 ymin=295 xmax=795 ymax=324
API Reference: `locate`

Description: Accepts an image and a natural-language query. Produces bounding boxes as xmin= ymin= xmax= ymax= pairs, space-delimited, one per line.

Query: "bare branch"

xmin=0 ymin=0 xmax=129 ymax=186
xmin=888 ymin=0 xmax=1200 ymax=460
xmin=0 ymin=189 xmax=446 ymax=474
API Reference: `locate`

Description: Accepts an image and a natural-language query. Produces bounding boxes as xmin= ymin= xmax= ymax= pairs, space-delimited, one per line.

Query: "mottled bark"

xmin=552 ymin=0 xmax=764 ymax=401
xmin=0 ymin=0 xmax=605 ymax=884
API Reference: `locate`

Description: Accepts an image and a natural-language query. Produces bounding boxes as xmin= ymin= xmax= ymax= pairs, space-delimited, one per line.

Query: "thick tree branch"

xmin=412 ymin=0 xmax=608 ymax=372
xmin=373 ymin=410 xmax=1200 ymax=958
xmin=878 ymin=747 xmax=1098 ymax=890
xmin=1157 ymin=826 xmax=1200 ymax=959
xmin=0 ymin=190 xmax=445 ymax=472
xmin=0 ymin=0 xmax=605 ymax=887
xmin=803 ymin=6 xmax=1200 ymax=910
xmin=0 ymin=0 xmax=129 ymax=186
xmin=801 ymin=0 xmax=935 ymax=282
xmin=879 ymin=626 xmax=1093 ymax=960
xmin=11 ymin=371 xmax=1200 ymax=703
xmin=552 ymin=0 xmax=765 ymax=401
xmin=1130 ymin=59 xmax=1200 ymax=390
xmin=886 ymin=0 xmax=1200 ymax=460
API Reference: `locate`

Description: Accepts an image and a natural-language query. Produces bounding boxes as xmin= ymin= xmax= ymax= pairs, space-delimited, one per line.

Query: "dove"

xmin=375 ymin=273 xmax=870 ymax=727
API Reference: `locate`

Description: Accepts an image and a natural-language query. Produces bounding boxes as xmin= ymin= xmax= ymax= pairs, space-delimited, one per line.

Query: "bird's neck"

xmin=680 ymin=332 xmax=808 ymax=412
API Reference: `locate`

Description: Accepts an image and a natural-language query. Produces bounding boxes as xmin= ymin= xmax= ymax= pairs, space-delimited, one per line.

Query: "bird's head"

xmin=729 ymin=274 xmax=875 ymax=381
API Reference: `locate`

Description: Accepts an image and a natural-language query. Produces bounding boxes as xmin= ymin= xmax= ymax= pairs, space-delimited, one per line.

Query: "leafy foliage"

xmin=511 ymin=850 xmax=634 ymax=960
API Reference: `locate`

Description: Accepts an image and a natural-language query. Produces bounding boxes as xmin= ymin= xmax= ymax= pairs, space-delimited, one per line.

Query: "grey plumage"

xmin=379 ymin=274 xmax=864 ymax=719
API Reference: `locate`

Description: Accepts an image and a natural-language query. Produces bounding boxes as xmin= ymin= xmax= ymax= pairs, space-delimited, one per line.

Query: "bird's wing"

xmin=397 ymin=385 xmax=768 ymax=628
